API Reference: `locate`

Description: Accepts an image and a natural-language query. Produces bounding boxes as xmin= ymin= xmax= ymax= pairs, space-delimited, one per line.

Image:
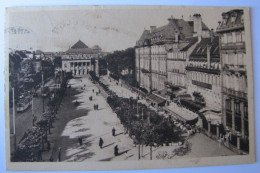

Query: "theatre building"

xmin=61 ymin=40 xmax=102 ymax=76
xmin=217 ymin=9 xmax=248 ymax=150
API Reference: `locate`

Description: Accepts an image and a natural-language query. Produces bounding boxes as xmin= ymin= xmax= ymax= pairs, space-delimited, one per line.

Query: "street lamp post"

xmin=12 ymin=88 xmax=16 ymax=151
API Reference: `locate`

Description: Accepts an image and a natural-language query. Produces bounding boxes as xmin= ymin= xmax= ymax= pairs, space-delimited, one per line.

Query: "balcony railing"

xmin=186 ymin=66 xmax=220 ymax=75
xmin=223 ymin=64 xmax=246 ymax=72
xmin=217 ymin=23 xmax=244 ymax=33
xmin=223 ymin=87 xmax=247 ymax=99
xmin=221 ymin=42 xmax=245 ymax=50
xmin=192 ymin=80 xmax=212 ymax=89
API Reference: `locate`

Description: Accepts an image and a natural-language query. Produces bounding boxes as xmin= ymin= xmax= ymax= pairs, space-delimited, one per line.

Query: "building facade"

xmin=62 ymin=40 xmax=102 ymax=76
xmin=135 ymin=14 xmax=211 ymax=92
xmin=217 ymin=10 xmax=248 ymax=139
xmin=186 ymin=36 xmax=222 ymax=111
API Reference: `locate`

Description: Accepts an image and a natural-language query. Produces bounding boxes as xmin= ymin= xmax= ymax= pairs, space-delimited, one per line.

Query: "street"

xmin=38 ymin=76 xmax=235 ymax=162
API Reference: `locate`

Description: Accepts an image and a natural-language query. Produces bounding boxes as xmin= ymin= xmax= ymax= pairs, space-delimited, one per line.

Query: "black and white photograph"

xmin=4 ymin=5 xmax=255 ymax=171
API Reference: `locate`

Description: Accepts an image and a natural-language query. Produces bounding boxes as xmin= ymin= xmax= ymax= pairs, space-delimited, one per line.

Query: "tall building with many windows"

xmin=135 ymin=14 xmax=210 ymax=92
xmin=186 ymin=36 xmax=221 ymax=111
xmin=217 ymin=9 xmax=248 ymax=140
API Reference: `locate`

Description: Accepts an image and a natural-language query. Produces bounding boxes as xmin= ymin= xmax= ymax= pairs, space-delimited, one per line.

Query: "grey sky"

xmin=6 ymin=6 xmax=236 ymax=52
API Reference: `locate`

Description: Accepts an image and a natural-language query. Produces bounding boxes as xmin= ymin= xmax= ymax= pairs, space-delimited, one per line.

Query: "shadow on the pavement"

xmin=142 ymin=146 xmax=161 ymax=157
xmin=99 ymin=156 xmax=114 ymax=161
xmin=46 ymin=86 xmax=93 ymax=162
xmin=125 ymin=154 xmax=134 ymax=160
xmin=74 ymin=128 xmax=90 ymax=133
xmin=73 ymin=151 xmax=95 ymax=162
xmin=84 ymin=131 xmax=111 ymax=143
xmin=102 ymin=142 xmax=115 ymax=149
xmin=96 ymin=108 xmax=106 ymax=111
xmin=115 ymin=132 xmax=124 ymax=136
xmin=118 ymin=149 xmax=130 ymax=156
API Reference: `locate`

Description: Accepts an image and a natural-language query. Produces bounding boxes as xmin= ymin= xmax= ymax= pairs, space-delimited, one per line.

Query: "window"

xmin=87 ymin=62 xmax=90 ymax=66
xmin=236 ymin=32 xmax=242 ymax=42
xmin=226 ymin=99 xmax=231 ymax=111
xmin=244 ymin=103 xmax=248 ymax=120
xmin=227 ymin=33 xmax=233 ymax=43
xmin=226 ymin=111 xmax=232 ymax=128
xmin=242 ymin=31 xmax=245 ymax=42
xmin=235 ymin=102 xmax=241 ymax=114
xmin=70 ymin=62 xmax=73 ymax=67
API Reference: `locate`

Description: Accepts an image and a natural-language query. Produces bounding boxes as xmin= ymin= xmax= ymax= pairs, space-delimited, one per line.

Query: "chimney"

xmin=193 ymin=14 xmax=202 ymax=39
xmin=150 ymin=26 xmax=157 ymax=33
xmin=175 ymin=32 xmax=179 ymax=42
xmin=210 ymin=28 xmax=215 ymax=41
xmin=207 ymin=45 xmax=211 ymax=69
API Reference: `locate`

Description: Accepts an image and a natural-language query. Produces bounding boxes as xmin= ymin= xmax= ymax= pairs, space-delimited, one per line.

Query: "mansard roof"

xmin=136 ymin=30 xmax=151 ymax=46
xmin=189 ymin=36 xmax=220 ymax=62
xmin=151 ymin=18 xmax=194 ymax=40
xmin=180 ymin=37 xmax=198 ymax=51
xmin=136 ymin=17 xmax=210 ymax=46
xmin=216 ymin=9 xmax=244 ymax=33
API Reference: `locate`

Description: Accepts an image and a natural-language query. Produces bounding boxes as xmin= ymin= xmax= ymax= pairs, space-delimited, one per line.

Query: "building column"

xmin=95 ymin=59 xmax=99 ymax=76
xmin=231 ymin=98 xmax=235 ymax=131
xmin=237 ymin=132 xmax=241 ymax=150
xmin=73 ymin=62 xmax=75 ymax=75
xmin=208 ymin=120 xmax=211 ymax=134
xmin=240 ymin=101 xmax=245 ymax=137
xmin=222 ymin=95 xmax=227 ymax=127
xmin=216 ymin=123 xmax=220 ymax=138
xmin=225 ymin=128 xmax=230 ymax=146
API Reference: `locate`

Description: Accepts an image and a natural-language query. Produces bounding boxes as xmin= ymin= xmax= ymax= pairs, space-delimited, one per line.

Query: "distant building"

xmin=61 ymin=40 xmax=103 ymax=76
xmin=217 ymin=10 xmax=248 ymax=139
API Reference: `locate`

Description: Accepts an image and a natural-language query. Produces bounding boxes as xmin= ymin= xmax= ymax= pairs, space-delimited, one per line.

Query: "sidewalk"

xmin=40 ymin=76 xmax=235 ymax=162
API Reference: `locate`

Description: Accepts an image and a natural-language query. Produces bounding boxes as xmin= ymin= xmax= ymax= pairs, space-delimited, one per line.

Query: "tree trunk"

xmin=150 ymin=146 xmax=152 ymax=160
xmin=141 ymin=144 xmax=143 ymax=157
xmin=138 ymin=144 xmax=140 ymax=160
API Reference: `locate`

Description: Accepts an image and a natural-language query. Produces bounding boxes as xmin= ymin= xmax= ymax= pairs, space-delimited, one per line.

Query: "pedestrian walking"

xmin=49 ymin=155 xmax=54 ymax=162
xmin=94 ymin=104 xmax=96 ymax=110
xmin=114 ymin=145 xmax=119 ymax=156
xmin=78 ymin=136 xmax=82 ymax=146
xmin=99 ymin=137 xmax=104 ymax=149
xmin=96 ymin=104 xmax=99 ymax=110
xmin=112 ymin=127 xmax=116 ymax=136
xmin=93 ymin=89 xmax=94 ymax=93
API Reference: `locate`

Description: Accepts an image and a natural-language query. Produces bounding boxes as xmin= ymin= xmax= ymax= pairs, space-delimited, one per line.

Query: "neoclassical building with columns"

xmin=61 ymin=40 xmax=103 ymax=76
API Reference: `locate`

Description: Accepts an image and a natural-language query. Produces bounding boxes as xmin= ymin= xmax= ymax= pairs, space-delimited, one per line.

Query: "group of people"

xmin=97 ymin=128 xmax=119 ymax=156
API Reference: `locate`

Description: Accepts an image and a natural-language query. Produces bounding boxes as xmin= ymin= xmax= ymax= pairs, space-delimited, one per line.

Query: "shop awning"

xmin=147 ymin=93 xmax=166 ymax=106
xmin=203 ymin=111 xmax=222 ymax=125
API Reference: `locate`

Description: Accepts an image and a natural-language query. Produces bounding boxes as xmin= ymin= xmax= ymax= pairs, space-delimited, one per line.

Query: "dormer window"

xmin=231 ymin=13 xmax=237 ymax=23
xmin=241 ymin=14 xmax=244 ymax=23
xmin=223 ymin=13 xmax=229 ymax=25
